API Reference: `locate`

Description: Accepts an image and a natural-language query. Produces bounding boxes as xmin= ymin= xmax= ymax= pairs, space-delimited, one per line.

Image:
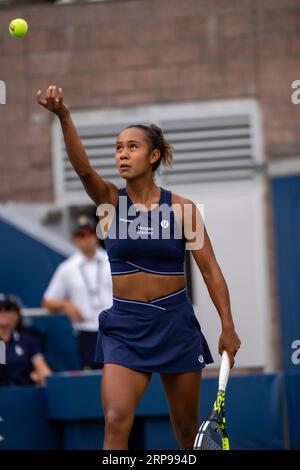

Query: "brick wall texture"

xmin=0 ymin=0 xmax=299 ymax=202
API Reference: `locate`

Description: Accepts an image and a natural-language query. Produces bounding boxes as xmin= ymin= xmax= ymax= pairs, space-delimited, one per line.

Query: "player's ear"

xmin=150 ymin=148 xmax=160 ymax=165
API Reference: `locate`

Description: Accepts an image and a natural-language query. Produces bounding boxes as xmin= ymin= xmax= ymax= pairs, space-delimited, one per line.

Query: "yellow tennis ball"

xmin=9 ymin=18 xmax=29 ymax=38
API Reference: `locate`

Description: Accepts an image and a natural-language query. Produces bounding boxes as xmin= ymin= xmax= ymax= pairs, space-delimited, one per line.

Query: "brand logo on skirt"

xmin=198 ymin=354 xmax=204 ymax=363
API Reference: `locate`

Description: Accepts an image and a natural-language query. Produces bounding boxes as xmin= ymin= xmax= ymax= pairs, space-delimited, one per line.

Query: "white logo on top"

xmin=161 ymin=220 xmax=169 ymax=228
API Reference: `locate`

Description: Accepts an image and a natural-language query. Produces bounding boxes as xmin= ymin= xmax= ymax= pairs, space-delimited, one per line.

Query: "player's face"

xmin=115 ymin=128 xmax=158 ymax=179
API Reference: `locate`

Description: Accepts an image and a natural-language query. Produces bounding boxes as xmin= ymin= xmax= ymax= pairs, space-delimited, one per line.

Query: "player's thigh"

xmin=101 ymin=363 xmax=152 ymax=416
xmin=160 ymin=371 xmax=202 ymax=423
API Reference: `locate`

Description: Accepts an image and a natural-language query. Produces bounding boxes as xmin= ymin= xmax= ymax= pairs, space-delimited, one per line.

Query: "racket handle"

xmin=218 ymin=351 xmax=230 ymax=392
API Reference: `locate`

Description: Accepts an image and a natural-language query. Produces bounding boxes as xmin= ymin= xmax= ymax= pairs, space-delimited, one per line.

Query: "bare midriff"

xmin=112 ymin=273 xmax=186 ymax=302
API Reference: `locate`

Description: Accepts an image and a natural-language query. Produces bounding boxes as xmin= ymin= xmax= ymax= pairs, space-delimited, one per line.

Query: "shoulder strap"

xmin=119 ymin=187 xmax=127 ymax=196
xmin=160 ymin=187 xmax=172 ymax=206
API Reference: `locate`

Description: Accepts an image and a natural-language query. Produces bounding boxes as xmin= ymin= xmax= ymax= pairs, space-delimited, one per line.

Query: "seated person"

xmin=0 ymin=294 xmax=52 ymax=386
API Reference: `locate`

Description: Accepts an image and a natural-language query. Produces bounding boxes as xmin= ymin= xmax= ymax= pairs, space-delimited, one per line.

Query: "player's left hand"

xmin=218 ymin=328 xmax=241 ymax=368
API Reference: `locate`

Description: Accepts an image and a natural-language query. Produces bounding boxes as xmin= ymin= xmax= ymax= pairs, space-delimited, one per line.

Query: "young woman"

xmin=37 ymin=85 xmax=241 ymax=450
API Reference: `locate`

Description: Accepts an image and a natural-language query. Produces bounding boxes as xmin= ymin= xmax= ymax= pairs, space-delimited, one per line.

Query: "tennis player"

xmin=37 ymin=85 xmax=241 ymax=450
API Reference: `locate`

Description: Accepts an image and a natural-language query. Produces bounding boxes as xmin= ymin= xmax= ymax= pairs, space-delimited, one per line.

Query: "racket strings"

xmin=201 ymin=431 xmax=222 ymax=450
xmin=193 ymin=413 xmax=227 ymax=450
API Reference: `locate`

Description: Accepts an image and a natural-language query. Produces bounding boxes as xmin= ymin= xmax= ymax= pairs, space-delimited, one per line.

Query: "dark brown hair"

xmin=126 ymin=123 xmax=174 ymax=173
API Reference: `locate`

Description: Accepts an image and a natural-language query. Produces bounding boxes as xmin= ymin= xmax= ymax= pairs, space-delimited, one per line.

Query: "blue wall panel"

xmin=0 ymin=372 xmax=284 ymax=450
xmin=271 ymin=176 xmax=300 ymax=373
xmin=284 ymin=373 xmax=300 ymax=449
xmin=0 ymin=219 xmax=65 ymax=307
xmin=0 ymin=387 xmax=60 ymax=450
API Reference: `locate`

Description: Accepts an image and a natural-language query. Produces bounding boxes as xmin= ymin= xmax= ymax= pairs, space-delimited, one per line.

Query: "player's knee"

xmin=105 ymin=407 xmax=134 ymax=434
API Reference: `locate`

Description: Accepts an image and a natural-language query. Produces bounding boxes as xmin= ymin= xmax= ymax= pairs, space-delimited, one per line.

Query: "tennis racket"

xmin=193 ymin=350 xmax=230 ymax=450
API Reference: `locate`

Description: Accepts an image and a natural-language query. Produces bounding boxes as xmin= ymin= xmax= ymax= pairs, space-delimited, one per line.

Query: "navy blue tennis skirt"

xmin=95 ymin=287 xmax=213 ymax=373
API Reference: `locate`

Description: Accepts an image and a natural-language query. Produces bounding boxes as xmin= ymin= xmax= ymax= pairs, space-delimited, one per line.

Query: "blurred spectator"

xmin=42 ymin=215 xmax=112 ymax=370
xmin=0 ymin=294 xmax=52 ymax=387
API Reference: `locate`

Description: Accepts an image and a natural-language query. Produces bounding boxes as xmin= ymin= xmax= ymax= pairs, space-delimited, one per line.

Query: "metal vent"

xmin=54 ymin=102 xmax=262 ymax=202
xmin=160 ymin=115 xmax=256 ymax=184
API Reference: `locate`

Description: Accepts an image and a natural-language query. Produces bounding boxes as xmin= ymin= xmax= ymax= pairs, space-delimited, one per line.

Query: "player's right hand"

xmin=64 ymin=301 xmax=84 ymax=323
xmin=36 ymin=85 xmax=70 ymax=119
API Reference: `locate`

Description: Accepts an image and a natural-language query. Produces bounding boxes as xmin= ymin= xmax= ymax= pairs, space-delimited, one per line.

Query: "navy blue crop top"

xmin=103 ymin=186 xmax=185 ymax=276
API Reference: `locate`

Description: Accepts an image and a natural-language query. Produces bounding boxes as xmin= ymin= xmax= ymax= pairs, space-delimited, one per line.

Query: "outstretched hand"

xmin=36 ymin=85 xmax=70 ymax=119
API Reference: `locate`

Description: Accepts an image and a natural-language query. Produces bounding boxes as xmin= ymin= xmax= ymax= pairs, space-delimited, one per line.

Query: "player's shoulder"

xmin=170 ymin=191 xmax=196 ymax=208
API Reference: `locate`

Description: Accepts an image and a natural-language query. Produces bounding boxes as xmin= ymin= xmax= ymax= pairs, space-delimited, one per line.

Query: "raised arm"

xmin=36 ymin=85 xmax=118 ymax=206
